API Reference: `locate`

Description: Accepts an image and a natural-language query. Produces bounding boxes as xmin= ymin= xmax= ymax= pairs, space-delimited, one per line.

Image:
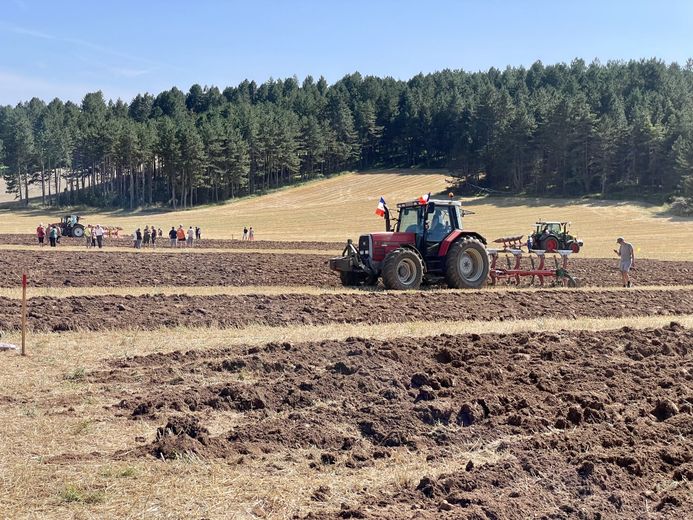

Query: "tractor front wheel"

xmin=569 ymin=241 xmax=580 ymax=254
xmin=382 ymin=249 xmax=423 ymax=290
xmin=445 ymin=238 xmax=490 ymax=289
xmin=71 ymin=225 xmax=85 ymax=238
xmin=340 ymin=271 xmax=362 ymax=287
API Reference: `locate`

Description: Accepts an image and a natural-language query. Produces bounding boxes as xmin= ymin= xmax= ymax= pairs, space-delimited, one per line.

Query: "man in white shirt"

xmin=187 ymin=226 xmax=195 ymax=247
xmin=614 ymin=237 xmax=635 ymax=287
xmin=94 ymin=224 xmax=105 ymax=249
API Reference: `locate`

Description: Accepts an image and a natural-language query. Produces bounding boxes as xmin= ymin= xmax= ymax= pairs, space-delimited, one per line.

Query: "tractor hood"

xmin=369 ymin=231 xmax=416 ymax=245
xmin=367 ymin=232 xmax=417 ymax=262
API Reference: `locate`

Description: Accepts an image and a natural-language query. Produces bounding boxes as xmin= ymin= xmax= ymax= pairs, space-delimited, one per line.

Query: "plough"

xmin=488 ymin=235 xmax=579 ymax=287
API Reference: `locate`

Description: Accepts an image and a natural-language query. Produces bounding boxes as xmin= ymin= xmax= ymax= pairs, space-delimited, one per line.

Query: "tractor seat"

xmin=405 ymin=225 xmax=418 ymax=233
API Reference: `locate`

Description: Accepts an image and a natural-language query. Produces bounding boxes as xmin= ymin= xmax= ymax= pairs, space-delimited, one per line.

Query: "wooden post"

xmin=21 ymin=273 xmax=27 ymax=356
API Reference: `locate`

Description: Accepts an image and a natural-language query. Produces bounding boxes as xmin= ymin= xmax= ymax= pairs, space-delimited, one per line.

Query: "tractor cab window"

xmin=398 ymin=207 xmax=422 ymax=234
xmin=426 ymin=206 xmax=453 ymax=242
xmin=544 ymin=223 xmax=561 ymax=234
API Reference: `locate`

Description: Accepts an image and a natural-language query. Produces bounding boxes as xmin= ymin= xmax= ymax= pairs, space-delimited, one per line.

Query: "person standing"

xmin=143 ymin=226 xmax=151 ymax=248
xmin=36 ymin=223 xmax=46 ymax=246
xmin=195 ymin=226 xmax=201 ymax=240
xmin=48 ymin=225 xmax=58 ymax=247
xmin=169 ymin=226 xmax=177 ymax=247
xmin=248 ymin=226 xmax=254 ymax=241
xmin=150 ymin=225 xmax=157 ymax=249
xmin=614 ymin=237 xmax=635 ymax=287
xmin=242 ymin=226 xmax=248 ymax=240
xmin=176 ymin=225 xmax=186 ymax=248
xmin=187 ymin=226 xmax=195 ymax=247
xmin=94 ymin=224 xmax=104 ymax=249
xmin=84 ymin=225 xmax=93 ymax=248
xmin=135 ymin=228 xmax=143 ymax=249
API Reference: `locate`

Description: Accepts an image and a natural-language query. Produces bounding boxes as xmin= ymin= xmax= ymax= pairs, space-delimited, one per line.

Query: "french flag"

xmin=418 ymin=192 xmax=430 ymax=204
xmin=375 ymin=196 xmax=386 ymax=217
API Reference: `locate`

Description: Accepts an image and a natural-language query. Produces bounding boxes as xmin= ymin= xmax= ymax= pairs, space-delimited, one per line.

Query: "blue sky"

xmin=1 ymin=0 xmax=692 ymax=105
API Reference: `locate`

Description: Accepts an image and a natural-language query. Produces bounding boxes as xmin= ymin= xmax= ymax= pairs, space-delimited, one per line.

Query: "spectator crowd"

xmin=36 ymin=222 xmax=257 ymax=249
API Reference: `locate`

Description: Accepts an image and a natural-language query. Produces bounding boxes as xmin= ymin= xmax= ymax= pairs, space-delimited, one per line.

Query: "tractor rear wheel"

xmin=445 ymin=238 xmax=489 ymax=289
xmin=382 ymin=248 xmax=423 ymax=290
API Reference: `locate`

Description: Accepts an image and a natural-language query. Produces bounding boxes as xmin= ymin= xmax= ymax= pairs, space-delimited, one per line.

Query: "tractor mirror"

xmin=426 ymin=201 xmax=435 ymax=214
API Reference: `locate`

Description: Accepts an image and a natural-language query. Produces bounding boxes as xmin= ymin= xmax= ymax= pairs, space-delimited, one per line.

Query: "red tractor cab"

xmin=329 ymin=199 xmax=489 ymax=290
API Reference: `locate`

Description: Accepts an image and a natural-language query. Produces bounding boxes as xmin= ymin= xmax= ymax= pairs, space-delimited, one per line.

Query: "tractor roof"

xmin=397 ymin=199 xmax=462 ymax=208
xmin=536 ymin=221 xmax=569 ymax=225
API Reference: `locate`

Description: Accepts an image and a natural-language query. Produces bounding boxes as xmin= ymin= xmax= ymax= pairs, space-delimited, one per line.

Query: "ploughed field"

xmin=1 ymin=248 xmax=692 ymax=289
xmin=0 ymin=237 xmax=691 ymax=519
xmin=41 ymin=326 xmax=693 ymax=518
xmin=2 ymin=289 xmax=693 ymax=333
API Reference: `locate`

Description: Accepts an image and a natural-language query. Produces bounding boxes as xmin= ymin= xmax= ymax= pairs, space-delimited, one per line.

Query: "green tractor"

xmin=57 ymin=215 xmax=85 ymax=238
xmin=529 ymin=221 xmax=583 ymax=253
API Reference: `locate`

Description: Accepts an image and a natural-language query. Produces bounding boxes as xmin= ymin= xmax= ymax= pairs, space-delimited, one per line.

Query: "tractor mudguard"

xmin=438 ymin=230 xmax=487 ymax=257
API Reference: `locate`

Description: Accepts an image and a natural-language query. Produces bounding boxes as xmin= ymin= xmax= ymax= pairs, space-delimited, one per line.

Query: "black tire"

xmin=445 ymin=238 xmax=490 ymax=289
xmin=382 ymin=248 xmax=424 ymax=290
xmin=364 ymin=274 xmax=379 ymax=287
xmin=339 ymin=271 xmax=361 ymax=287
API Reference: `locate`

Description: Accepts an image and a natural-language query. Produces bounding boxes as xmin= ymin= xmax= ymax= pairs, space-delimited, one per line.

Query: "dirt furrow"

xmin=1 ymin=249 xmax=692 ymax=289
xmin=1 ymin=289 xmax=692 ymax=333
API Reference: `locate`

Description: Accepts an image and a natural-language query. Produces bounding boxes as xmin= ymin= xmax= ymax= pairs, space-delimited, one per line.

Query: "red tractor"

xmin=329 ymin=199 xmax=489 ymax=290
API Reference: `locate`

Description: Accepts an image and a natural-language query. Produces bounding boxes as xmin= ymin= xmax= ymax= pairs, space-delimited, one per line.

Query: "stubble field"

xmin=1 ymin=171 xmax=692 ymax=519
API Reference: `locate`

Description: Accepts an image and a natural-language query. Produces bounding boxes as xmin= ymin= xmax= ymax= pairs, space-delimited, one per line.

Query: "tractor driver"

xmin=427 ymin=209 xmax=452 ymax=242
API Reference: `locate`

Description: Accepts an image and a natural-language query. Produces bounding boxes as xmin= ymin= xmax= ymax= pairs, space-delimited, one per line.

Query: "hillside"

xmin=1 ymin=170 xmax=692 ymax=260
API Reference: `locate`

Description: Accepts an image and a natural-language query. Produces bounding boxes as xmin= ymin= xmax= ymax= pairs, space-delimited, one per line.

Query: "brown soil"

xmin=2 ymin=288 xmax=692 ymax=333
xmin=0 ymin=233 xmax=342 ymax=251
xmin=0 ymin=249 xmax=692 ymax=289
xmin=1 ymin=249 xmax=336 ymax=288
xmin=85 ymin=325 xmax=692 ymax=518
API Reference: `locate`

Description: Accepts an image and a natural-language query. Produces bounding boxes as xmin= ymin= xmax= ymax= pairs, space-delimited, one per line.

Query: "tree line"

xmin=1 ymin=58 xmax=692 ymax=210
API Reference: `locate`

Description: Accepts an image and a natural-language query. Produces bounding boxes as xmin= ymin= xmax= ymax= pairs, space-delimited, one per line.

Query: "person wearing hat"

xmin=614 ymin=237 xmax=635 ymax=287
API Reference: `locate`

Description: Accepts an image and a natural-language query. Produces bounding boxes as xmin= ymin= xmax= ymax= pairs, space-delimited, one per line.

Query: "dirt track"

xmin=82 ymin=325 xmax=692 ymax=518
xmin=0 ymin=233 xmax=342 ymax=251
xmin=2 ymin=288 xmax=693 ymax=332
xmin=1 ymin=249 xmax=692 ymax=289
